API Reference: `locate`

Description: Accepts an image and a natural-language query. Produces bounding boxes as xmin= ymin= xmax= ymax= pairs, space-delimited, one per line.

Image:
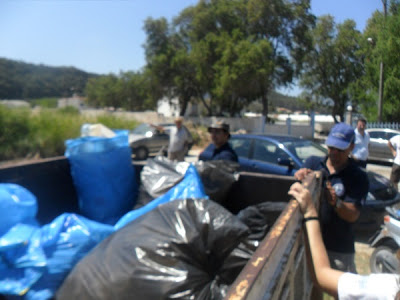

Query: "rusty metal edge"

xmin=225 ymin=173 xmax=321 ymax=300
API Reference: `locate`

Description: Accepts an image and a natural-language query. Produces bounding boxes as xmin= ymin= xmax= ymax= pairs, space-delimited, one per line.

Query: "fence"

xmin=81 ymin=109 xmax=333 ymax=140
xmin=367 ymin=122 xmax=400 ymax=130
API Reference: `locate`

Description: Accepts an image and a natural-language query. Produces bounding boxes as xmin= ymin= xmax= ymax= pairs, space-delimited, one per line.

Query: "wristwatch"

xmin=335 ymin=198 xmax=343 ymax=209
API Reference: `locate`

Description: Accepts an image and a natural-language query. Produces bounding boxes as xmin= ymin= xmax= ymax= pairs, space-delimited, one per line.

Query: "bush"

xmin=0 ymin=107 xmax=139 ymax=162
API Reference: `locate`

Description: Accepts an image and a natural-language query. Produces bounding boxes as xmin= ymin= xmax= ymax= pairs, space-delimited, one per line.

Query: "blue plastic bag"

xmin=0 ymin=184 xmax=38 ymax=236
xmin=65 ymin=130 xmax=138 ymax=225
xmin=114 ymin=164 xmax=207 ymax=230
xmin=0 ymin=224 xmax=44 ymax=297
xmin=0 ymin=214 xmax=114 ymax=299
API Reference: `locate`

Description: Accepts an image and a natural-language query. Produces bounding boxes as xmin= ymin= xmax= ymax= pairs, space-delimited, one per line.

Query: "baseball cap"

xmin=326 ymin=122 xmax=355 ymax=150
xmin=208 ymin=121 xmax=230 ymax=133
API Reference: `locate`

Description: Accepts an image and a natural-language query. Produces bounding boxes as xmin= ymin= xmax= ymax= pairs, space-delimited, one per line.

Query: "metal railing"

xmin=367 ymin=122 xmax=400 ymax=130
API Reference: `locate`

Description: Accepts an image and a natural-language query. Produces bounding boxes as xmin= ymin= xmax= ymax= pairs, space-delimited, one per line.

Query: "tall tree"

xmin=300 ymin=16 xmax=363 ymax=122
xmin=358 ymin=0 xmax=400 ymax=121
xmin=143 ymin=17 xmax=201 ymax=116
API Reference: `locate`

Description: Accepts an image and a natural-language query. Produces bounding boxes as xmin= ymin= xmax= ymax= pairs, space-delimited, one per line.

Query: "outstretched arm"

xmin=288 ymin=182 xmax=343 ymax=297
xmin=388 ymin=141 xmax=397 ymax=158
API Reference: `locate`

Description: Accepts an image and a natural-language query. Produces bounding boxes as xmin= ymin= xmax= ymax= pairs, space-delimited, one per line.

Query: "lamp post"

xmin=367 ymin=37 xmax=384 ymax=123
xmin=367 ymin=1 xmax=387 ymax=122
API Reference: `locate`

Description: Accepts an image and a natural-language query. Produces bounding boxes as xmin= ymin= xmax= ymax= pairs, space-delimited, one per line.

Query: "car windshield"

xmin=132 ymin=123 xmax=155 ymax=136
xmin=281 ymin=140 xmax=327 ymax=163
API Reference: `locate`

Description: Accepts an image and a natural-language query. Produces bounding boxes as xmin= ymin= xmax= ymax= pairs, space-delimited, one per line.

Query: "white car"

xmin=367 ymin=128 xmax=400 ymax=164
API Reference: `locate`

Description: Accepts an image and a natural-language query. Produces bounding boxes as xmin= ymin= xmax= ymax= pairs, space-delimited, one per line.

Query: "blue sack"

xmin=114 ymin=164 xmax=207 ymax=230
xmin=1 ymin=214 xmax=114 ymax=300
xmin=0 ymin=184 xmax=38 ymax=236
xmin=65 ymin=130 xmax=138 ymax=225
xmin=0 ymin=224 xmax=44 ymax=297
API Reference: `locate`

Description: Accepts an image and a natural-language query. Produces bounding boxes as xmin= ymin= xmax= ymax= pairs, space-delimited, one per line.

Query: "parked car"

xmin=129 ymin=123 xmax=169 ymax=160
xmin=366 ymin=128 xmax=400 ymax=165
xmin=129 ymin=123 xmax=193 ymax=160
xmin=200 ymin=134 xmax=400 ymax=230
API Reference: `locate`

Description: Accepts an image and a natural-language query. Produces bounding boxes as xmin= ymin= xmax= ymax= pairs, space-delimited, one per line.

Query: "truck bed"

xmin=0 ymin=157 xmax=323 ymax=300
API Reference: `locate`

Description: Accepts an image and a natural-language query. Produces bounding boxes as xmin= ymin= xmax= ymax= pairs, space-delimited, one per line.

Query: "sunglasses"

xmin=327 ymin=146 xmax=346 ymax=153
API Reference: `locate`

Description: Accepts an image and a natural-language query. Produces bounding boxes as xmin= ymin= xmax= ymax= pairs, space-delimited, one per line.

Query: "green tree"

xmin=358 ymin=0 xmax=400 ymax=122
xmin=300 ymin=16 xmax=363 ymax=122
xmin=143 ymin=16 xmax=202 ymax=116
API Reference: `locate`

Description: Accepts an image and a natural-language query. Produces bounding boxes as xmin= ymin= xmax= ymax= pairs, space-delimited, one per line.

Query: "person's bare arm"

xmin=289 ymin=183 xmax=343 ymax=297
xmin=388 ymin=141 xmax=397 ymax=158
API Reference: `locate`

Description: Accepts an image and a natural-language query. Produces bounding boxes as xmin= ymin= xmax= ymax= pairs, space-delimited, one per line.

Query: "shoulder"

xmin=390 ymin=134 xmax=400 ymax=142
xmin=218 ymin=143 xmax=239 ymax=161
xmin=348 ymin=160 xmax=368 ymax=181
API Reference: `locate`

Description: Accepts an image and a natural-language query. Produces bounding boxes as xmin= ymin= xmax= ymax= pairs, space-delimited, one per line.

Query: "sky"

xmin=0 ymin=0 xmax=384 ymax=95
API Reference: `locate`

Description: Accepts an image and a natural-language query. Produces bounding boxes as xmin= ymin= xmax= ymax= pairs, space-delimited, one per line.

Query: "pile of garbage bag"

xmin=57 ymin=198 xmax=251 ymax=300
xmin=0 ymin=126 xmax=278 ymax=300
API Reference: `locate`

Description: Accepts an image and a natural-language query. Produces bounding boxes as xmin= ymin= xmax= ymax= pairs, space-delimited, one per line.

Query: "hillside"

xmin=0 ymin=57 xmax=98 ymax=100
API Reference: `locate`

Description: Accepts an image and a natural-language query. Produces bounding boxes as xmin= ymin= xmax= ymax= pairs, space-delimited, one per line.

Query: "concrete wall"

xmin=80 ymin=110 xmax=328 ymax=140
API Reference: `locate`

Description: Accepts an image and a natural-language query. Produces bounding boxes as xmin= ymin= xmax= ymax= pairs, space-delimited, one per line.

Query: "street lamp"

xmin=367 ymin=37 xmax=384 ymax=122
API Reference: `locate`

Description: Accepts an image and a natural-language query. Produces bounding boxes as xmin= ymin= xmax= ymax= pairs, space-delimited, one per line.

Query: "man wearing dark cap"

xmin=199 ymin=121 xmax=238 ymax=162
xmin=295 ymin=122 xmax=369 ymax=273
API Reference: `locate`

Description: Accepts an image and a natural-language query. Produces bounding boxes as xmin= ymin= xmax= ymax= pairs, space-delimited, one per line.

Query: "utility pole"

xmin=378 ymin=0 xmax=387 ymax=122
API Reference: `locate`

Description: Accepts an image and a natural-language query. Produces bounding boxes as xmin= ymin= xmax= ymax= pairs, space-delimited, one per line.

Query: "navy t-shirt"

xmin=303 ymin=156 xmax=369 ymax=253
xmin=200 ymin=143 xmax=238 ymax=162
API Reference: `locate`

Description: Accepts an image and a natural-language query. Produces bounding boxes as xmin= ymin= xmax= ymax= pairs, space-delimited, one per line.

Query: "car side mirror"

xmin=278 ymin=158 xmax=295 ymax=170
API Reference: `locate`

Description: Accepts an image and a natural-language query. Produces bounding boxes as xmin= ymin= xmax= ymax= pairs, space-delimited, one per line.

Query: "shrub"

xmin=0 ymin=107 xmax=139 ymax=161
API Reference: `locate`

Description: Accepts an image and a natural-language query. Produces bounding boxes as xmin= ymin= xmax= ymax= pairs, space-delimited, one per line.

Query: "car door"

xmin=369 ymin=130 xmax=392 ymax=162
xmin=247 ymin=139 xmax=295 ymax=176
xmin=229 ymin=137 xmax=254 ymax=171
xmin=148 ymin=129 xmax=169 ymax=154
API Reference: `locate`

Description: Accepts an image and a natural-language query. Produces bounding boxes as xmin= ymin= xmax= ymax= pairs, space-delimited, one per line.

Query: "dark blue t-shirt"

xmin=199 ymin=143 xmax=238 ymax=162
xmin=303 ymin=156 xmax=369 ymax=253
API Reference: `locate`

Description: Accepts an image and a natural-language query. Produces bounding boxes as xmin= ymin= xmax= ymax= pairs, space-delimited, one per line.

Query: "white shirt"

xmin=390 ymin=135 xmax=400 ymax=166
xmin=338 ymin=273 xmax=400 ymax=300
xmin=168 ymin=126 xmax=192 ymax=153
xmin=352 ymin=128 xmax=370 ymax=161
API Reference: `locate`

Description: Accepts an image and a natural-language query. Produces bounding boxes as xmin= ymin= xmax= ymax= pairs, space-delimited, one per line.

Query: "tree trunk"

xmin=179 ymin=96 xmax=188 ymax=116
xmin=199 ymin=94 xmax=212 ymax=116
xmin=261 ymin=93 xmax=269 ymax=118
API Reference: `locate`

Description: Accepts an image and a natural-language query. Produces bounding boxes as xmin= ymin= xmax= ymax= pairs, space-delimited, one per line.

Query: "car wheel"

xmin=135 ymin=147 xmax=149 ymax=160
xmin=370 ymin=245 xmax=399 ymax=274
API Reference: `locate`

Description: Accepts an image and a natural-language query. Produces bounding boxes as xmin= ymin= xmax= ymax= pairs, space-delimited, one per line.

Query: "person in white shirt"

xmin=288 ymin=182 xmax=400 ymax=300
xmin=167 ymin=116 xmax=193 ymax=162
xmin=352 ymin=118 xmax=370 ymax=169
xmin=388 ymin=133 xmax=400 ymax=190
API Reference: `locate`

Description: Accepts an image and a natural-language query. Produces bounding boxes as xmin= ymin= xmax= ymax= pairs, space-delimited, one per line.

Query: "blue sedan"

xmin=200 ymin=134 xmax=327 ymax=176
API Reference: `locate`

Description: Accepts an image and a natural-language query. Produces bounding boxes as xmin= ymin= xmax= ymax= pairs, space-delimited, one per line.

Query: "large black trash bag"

xmin=134 ymin=157 xmax=188 ymax=209
xmin=135 ymin=157 xmax=239 ymax=209
xmin=237 ymin=202 xmax=287 ymax=251
xmin=56 ymin=198 xmax=250 ymax=300
xmin=194 ymin=160 xmax=239 ymax=204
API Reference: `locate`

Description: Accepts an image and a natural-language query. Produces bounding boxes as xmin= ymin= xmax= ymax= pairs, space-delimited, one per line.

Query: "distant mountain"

xmin=0 ymin=57 xmax=98 ymax=100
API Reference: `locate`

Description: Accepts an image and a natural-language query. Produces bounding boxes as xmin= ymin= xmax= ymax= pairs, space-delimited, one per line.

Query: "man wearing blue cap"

xmin=295 ymin=122 xmax=369 ymax=273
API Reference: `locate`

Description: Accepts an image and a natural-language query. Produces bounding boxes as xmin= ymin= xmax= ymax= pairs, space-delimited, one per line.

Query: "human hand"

xmin=294 ymin=168 xmax=313 ymax=181
xmin=325 ymin=181 xmax=337 ymax=207
xmin=288 ymin=182 xmax=317 ymax=218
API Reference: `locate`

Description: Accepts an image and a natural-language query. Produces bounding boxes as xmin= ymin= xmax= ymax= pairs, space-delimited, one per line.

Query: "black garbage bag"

xmin=237 ymin=202 xmax=287 ymax=251
xmin=56 ymin=198 xmax=250 ymax=300
xmin=134 ymin=157 xmax=188 ymax=209
xmin=135 ymin=158 xmax=239 ymax=209
xmin=194 ymin=160 xmax=239 ymax=204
